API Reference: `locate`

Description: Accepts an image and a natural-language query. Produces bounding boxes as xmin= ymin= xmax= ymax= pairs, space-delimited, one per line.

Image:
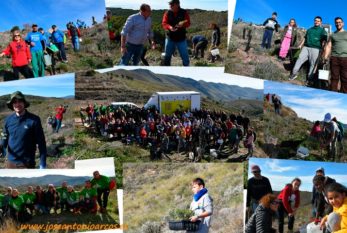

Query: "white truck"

xmin=144 ymin=91 xmax=201 ymax=114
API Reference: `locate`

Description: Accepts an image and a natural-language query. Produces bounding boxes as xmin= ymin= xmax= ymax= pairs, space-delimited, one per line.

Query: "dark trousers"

xmin=194 ymin=40 xmax=208 ymax=58
xmin=97 ymin=188 xmax=110 ymax=209
xmin=330 ymin=56 xmax=347 ymax=93
xmin=262 ymin=29 xmax=274 ymax=49
xmin=278 ymin=201 xmax=295 ymax=233
xmin=13 ymin=65 xmax=33 ymax=79
xmin=55 ymin=42 xmax=67 ymax=61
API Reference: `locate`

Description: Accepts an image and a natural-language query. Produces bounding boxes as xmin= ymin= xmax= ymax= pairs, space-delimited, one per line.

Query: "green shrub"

xmin=169 ymin=209 xmax=194 ymax=220
xmin=253 ymin=61 xmax=283 ymax=80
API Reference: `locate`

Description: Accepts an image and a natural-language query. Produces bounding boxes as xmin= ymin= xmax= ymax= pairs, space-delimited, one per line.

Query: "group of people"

xmin=118 ymin=1 xmax=221 ymax=66
xmin=246 ymin=165 xmax=347 ymax=233
xmin=261 ymin=12 xmax=347 ymax=92
xmin=0 ymin=171 xmax=114 ymax=223
xmin=310 ymin=113 xmax=345 ymax=161
xmin=80 ymin=103 xmax=257 ymax=160
xmin=0 ymin=21 xmax=82 ymax=79
xmin=265 ymin=93 xmax=283 ymax=115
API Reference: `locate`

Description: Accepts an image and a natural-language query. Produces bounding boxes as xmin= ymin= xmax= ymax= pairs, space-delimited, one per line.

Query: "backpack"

xmin=70 ymin=26 xmax=78 ymax=37
xmin=336 ymin=121 xmax=345 ymax=137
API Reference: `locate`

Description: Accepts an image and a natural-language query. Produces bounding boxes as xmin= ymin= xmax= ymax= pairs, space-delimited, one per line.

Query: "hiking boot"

xmin=289 ymin=74 xmax=298 ymax=81
xmin=62 ymin=60 xmax=68 ymax=63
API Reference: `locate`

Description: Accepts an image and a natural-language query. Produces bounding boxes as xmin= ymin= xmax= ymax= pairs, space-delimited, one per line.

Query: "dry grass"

xmin=124 ymin=163 xmax=244 ymax=233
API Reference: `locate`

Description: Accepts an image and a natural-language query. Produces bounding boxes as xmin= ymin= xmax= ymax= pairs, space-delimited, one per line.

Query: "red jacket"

xmin=55 ymin=107 xmax=66 ymax=120
xmin=278 ymin=184 xmax=300 ymax=214
xmin=2 ymin=40 xmax=31 ymax=67
xmin=162 ymin=10 xmax=190 ymax=30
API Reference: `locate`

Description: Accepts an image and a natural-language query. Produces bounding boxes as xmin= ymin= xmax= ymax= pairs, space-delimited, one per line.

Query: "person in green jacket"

xmin=0 ymin=193 xmax=4 ymax=216
xmin=80 ymin=180 xmax=98 ymax=213
xmin=56 ymin=181 xmax=69 ymax=212
xmin=22 ymin=186 xmax=36 ymax=215
xmin=91 ymin=171 xmax=110 ymax=213
xmin=66 ymin=186 xmax=80 ymax=214
xmin=289 ymin=16 xmax=328 ymax=83
xmin=9 ymin=189 xmax=25 ymax=222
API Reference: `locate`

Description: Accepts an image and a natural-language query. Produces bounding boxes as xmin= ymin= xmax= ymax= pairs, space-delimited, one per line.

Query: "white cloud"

xmin=265 ymin=160 xmax=297 ymax=173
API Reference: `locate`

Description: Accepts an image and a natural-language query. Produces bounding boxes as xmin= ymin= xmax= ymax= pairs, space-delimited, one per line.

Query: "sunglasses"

xmin=14 ymin=35 xmax=21 ymax=37
xmin=271 ymin=200 xmax=280 ymax=205
xmin=252 ymin=171 xmax=260 ymax=174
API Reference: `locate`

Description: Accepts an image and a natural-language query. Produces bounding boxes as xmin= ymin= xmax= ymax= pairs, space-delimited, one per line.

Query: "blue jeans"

xmin=261 ymin=29 xmax=274 ymax=49
xmin=55 ymin=119 xmax=62 ymax=133
xmin=164 ymin=38 xmax=189 ymax=66
xmin=55 ymin=42 xmax=67 ymax=61
xmin=72 ymin=36 xmax=80 ymax=51
xmin=119 ymin=42 xmax=143 ymax=66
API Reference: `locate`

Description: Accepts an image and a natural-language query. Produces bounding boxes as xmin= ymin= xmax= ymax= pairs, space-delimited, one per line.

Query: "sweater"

xmin=2 ymin=40 xmax=31 ymax=67
xmin=1 ymin=111 xmax=47 ymax=168
xmin=277 ymin=184 xmax=300 ymax=214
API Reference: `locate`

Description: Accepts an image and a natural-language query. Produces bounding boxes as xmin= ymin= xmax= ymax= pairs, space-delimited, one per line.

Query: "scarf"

xmin=193 ymin=188 xmax=208 ymax=201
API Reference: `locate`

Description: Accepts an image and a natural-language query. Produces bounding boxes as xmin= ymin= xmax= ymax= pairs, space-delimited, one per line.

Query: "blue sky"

xmin=249 ymin=158 xmax=347 ymax=192
xmin=264 ymin=81 xmax=347 ymax=123
xmin=0 ymin=158 xmax=115 ymax=178
xmin=0 ymin=73 xmax=74 ymax=98
xmin=105 ymin=0 xmax=227 ymax=11
xmin=0 ymin=0 xmax=106 ymax=32
xmin=233 ymin=0 xmax=347 ymax=29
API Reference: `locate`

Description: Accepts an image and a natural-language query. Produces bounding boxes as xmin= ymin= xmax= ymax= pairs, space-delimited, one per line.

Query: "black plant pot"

xmin=168 ymin=220 xmax=201 ymax=231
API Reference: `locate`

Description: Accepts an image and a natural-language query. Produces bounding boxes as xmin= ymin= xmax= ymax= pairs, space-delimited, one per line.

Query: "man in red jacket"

xmin=55 ymin=105 xmax=67 ymax=133
xmin=162 ymin=0 xmax=190 ymax=66
xmin=0 ymin=31 xmax=33 ymax=79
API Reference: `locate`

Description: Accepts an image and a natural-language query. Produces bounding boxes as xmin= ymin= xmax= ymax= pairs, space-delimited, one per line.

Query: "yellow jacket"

xmin=323 ymin=197 xmax=347 ymax=233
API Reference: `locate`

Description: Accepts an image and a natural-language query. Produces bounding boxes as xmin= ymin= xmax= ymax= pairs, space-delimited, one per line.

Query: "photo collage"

xmin=0 ymin=0 xmax=346 ymax=232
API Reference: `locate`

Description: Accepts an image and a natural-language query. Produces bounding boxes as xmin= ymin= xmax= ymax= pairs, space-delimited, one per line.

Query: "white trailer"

xmin=144 ymin=91 xmax=201 ymax=114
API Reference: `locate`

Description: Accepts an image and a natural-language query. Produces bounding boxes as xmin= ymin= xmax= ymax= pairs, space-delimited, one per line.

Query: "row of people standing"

xmin=261 ymin=12 xmax=347 ymax=93
xmin=0 ymin=22 xmax=81 ymax=79
xmin=0 ymin=171 xmax=114 ymax=223
xmin=119 ymin=1 xmax=221 ymax=66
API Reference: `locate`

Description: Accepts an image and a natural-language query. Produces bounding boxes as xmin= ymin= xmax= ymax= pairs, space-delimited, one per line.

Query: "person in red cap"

xmin=246 ymin=165 xmax=273 ymax=221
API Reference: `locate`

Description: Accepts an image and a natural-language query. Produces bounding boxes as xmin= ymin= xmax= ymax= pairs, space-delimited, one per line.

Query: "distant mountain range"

xmin=107 ymin=7 xmax=228 ymax=29
xmin=76 ymin=69 xmax=262 ymax=102
xmin=0 ymin=175 xmax=91 ymax=188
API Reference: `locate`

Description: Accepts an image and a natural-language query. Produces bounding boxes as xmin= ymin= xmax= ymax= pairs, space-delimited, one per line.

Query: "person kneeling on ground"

xmin=66 ymin=186 xmax=81 ymax=214
xmin=79 ymin=180 xmax=98 ymax=214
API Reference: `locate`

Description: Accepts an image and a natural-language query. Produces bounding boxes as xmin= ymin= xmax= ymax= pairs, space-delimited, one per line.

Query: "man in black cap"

xmin=246 ymin=164 xmax=273 ymax=220
xmin=0 ymin=91 xmax=47 ymax=168
xmin=162 ymin=0 xmax=191 ymax=66
xmin=25 ymin=24 xmax=45 ymax=77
